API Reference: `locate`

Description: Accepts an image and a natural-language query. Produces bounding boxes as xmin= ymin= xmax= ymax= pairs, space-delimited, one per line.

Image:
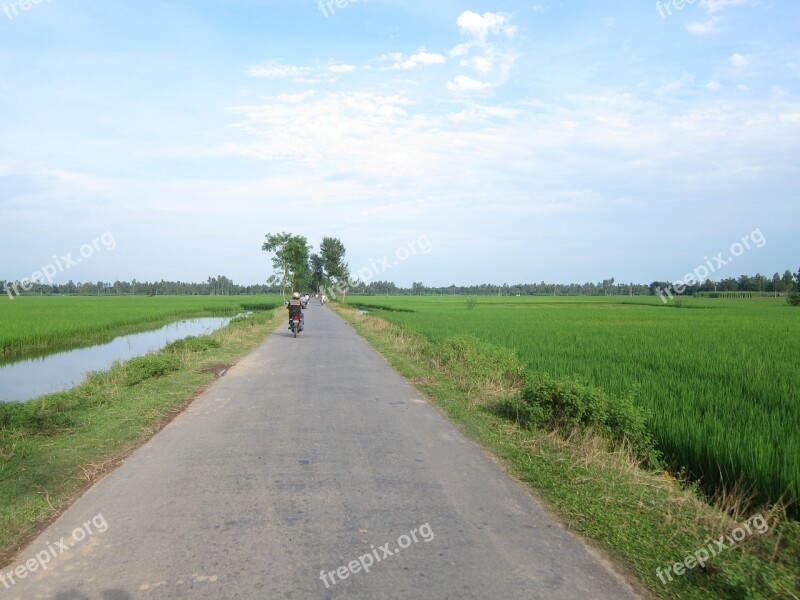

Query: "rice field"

xmin=347 ymin=295 xmax=800 ymax=513
xmin=0 ymin=295 xmax=281 ymax=361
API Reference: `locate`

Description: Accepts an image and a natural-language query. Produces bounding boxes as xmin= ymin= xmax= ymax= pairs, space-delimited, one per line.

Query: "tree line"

xmin=0 ymin=276 xmax=277 ymax=298
xmin=3 ymin=246 xmax=798 ymax=302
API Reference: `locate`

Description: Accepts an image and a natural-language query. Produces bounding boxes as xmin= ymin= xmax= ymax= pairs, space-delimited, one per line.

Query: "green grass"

xmin=0 ymin=307 xmax=282 ymax=564
xmin=333 ymin=302 xmax=800 ymax=600
xmin=0 ymin=295 xmax=281 ymax=360
xmin=344 ymin=295 xmax=800 ymax=515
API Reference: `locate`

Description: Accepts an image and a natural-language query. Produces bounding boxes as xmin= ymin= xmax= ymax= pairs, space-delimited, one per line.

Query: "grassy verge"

xmin=0 ymin=308 xmax=281 ymax=565
xmin=332 ymin=303 xmax=800 ymax=600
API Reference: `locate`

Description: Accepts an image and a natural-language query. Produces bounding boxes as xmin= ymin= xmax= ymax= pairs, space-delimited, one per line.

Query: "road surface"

xmin=3 ymin=305 xmax=640 ymax=599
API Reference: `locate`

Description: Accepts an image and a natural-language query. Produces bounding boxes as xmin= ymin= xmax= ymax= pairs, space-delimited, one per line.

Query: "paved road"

xmin=3 ymin=306 xmax=640 ymax=599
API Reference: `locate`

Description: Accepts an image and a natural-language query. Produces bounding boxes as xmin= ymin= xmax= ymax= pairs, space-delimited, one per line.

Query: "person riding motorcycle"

xmin=287 ymin=292 xmax=304 ymax=330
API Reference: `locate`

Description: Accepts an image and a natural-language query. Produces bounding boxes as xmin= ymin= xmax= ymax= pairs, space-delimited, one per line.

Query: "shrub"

xmin=123 ymin=354 xmax=182 ymax=386
xmin=787 ymin=292 xmax=800 ymax=306
xmin=0 ymin=394 xmax=79 ymax=434
xmin=498 ymin=372 xmax=657 ymax=464
xmin=165 ymin=335 xmax=220 ymax=353
xmin=433 ymin=335 xmax=526 ymax=396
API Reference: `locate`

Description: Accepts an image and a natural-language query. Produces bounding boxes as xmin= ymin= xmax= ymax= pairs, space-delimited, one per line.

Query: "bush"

xmin=165 ymin=335 xmax=220 ymax=353
xmin=498 ymin=372 xmax=658 ymax=463
xmin=433 ymin=335 xmax=525 ymax=396
xmin=123 ymin=354 xmax=182 ymax=386
xmin=0 ymin=394 xmax=79 ymax=434
xmin=787 ymin=292 xmax=800 ymax=306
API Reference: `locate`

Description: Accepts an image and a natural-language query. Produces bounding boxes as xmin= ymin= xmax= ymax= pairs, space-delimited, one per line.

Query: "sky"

xmin=1 ymin=0 xmax=798 ymax=288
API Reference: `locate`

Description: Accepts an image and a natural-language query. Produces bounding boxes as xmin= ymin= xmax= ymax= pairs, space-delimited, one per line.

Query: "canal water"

xmin=0 ymin=317 xmax=233 ymax=403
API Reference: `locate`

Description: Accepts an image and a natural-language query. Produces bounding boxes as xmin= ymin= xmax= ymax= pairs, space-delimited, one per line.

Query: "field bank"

xmin=345 ymin=295 xmax=799 ymax=513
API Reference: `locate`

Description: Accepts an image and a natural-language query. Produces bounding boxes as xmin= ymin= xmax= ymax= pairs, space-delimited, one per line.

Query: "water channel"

xmin=0 ymin=317 xmax=235 ymax=403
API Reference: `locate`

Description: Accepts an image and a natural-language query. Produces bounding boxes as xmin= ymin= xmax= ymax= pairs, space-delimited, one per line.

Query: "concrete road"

xmin=3 ymin=305 xmax=640 ymax=599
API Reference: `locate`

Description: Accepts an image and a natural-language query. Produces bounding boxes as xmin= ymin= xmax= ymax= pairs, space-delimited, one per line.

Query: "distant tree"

xmin=262 ymin=232 xmax=311 ymax=301
xmin=320 ymin=237 xmax=349 ymax=281
xmin=602 ymin=278 xmax=615 ymax=296
xmin=772 ymin=272 xmax=781 ymax=293
xmin=783 ymin=270 xmax=795 ymax=295
xmin=738 ymin=274 xmax=754 ymax=291
xmin=310 ymin=253 xmax=325 ymax=293
xmin=752 ymin=273 xmax=768 ymax=292
xmin=319 ymin=236 xmax=350 ymax=299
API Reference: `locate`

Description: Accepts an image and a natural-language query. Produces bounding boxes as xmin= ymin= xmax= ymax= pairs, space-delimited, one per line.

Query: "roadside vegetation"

xmin=343 ymin=295 xmax=799 ymax=516
xmin=0 ymin=307 xmax=282 ymax=566
xmin=333 ymin=300 xmax=799 ymax=600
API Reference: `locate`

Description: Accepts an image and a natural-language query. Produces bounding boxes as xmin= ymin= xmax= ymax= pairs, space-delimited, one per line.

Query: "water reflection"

xmin=0 ymin=317 xmax=232 ymax=403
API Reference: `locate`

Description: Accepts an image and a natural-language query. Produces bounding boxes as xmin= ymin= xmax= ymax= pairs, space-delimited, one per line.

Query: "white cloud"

xmin=456 ymin=11 xmax=517 ymax=42
xmin=380 ymin=52 xmax=404 ymax=63
xmin=447 ymin=76 xmax=490 ymax=91
xmin=448 ymin=12 xmax=518 ymax=88
xmin=381 ymin=49 xmax=447 ymax=70
xmin=400 ymin=50 xmax=446 ymax=70
xmin=701 ymin=0 xmax=748 ymax=14
xmin=706 ymin=81 xmax=722 ymax=92
xmin=687 ymin=18 xmax=718 ymax=34
xmin=448 ymin=104 xmax=520 ymax=122
xmin=329 ymin=64 xmax=357 ymax=73
xmin=226 ymin=92 xmax=420 ymax=175
xmin=730 ymin=53 xmax=750 ymax=69
xmin=595 ymin=116 xmax=631 ymax=129
xmin=276 ymin=91 xmax=318 ymax=103
xmin=462 ymin=55 xmax=493 ymax=74
xmin=779 ymin=113 xmax=800 ymax=123
xmin=449 ymin=43 xmax=471 ymax=57
xmin=246 ymin=61 xmax=309 ymax=79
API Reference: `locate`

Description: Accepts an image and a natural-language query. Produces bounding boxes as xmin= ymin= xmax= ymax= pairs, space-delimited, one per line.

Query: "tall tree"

xmin=310 ymin=253 xmax=325 ymax=293
xmin=262 ymin=233 xmax=311 ymax=301
xmin=783 ymin=270 xmax=795 ymax=295
xmin=319 ymin=236 xmax=350 ymax=299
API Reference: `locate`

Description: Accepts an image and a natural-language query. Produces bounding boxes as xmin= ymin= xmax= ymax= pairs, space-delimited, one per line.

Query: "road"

xmin=3 ymin=305 xmax=640 ymax=599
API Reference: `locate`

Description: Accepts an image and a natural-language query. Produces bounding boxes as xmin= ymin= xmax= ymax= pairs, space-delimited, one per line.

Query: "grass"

xmin=332 ymin=302 xmax=800 ymax=600
xmin=0 ymin=295 xmax=281 ymax=361
xmin=0 ymin=307 xmax=282 ymax=565
xmin=344 ymin=295 xmax=799 ymax=516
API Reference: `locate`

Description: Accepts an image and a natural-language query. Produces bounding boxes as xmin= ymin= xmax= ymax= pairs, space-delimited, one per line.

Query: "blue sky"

xmin=1 ymin=0 xmax=798 ymax=287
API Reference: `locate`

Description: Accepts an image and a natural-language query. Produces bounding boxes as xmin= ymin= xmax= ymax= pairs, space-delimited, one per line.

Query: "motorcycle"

xmin=289 ymin=312 xmax=303 ymax=338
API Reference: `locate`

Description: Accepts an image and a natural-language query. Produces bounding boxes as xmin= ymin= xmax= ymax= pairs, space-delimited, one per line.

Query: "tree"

xmin=262 ymin=233 xmax=311 ymax=301
xmin=602 ymin=278 xmax=615 ymax=296
xmin=783 ymin=270 xmax=794 ymax=295
xmin=310 ymin=253 xmax=325 ymax=293
xmin=320 ymin=237 xmax=348 ymax=280
xmin=319 ymin=236 xmax=350 ymax=299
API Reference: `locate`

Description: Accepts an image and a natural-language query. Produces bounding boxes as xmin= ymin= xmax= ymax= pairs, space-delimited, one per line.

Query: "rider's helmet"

xmin=292 ymin=292 xmax=300 ymax=299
